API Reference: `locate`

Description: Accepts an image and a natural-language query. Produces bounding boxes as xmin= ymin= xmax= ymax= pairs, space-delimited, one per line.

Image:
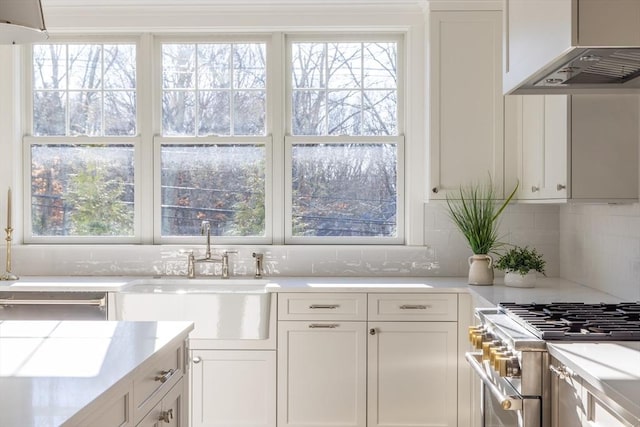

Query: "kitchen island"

xmin=0 ymin=320 xmax=193 ymax=426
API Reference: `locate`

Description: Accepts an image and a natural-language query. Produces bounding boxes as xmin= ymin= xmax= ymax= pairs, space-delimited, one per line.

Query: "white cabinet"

xmin=367 ymin=321 xmax=458 ymax=427
xmin=429 ymin=10 xmax=506 ymax=199
xmin=277 ymin=320 xmax=368 ymax=427
xmin=550 ymin=358 xmax=640 ymax=427
xmin=191 ymin=350 xmax=276 ymax=427
xmin=515 ymin=95 xmax=570 ymax=200
xmin=514 ymin=94 xmax=639 ymax=202
xmin=277 ymin=293 xmax=458 ymax=427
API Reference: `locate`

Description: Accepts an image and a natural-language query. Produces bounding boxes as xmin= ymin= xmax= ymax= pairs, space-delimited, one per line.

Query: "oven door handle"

xmin=465 ymin=352 xmax=523 ymax=411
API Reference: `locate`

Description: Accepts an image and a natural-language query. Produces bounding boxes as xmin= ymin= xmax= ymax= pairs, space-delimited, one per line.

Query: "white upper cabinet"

xmin=513 ymin=94 xmax=639 ymax=203
xmin=429 ymin=10 xmax=506 ymax=199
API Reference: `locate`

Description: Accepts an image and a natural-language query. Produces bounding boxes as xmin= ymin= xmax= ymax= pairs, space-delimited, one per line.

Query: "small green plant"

xmin=446 ymin=180 xmax=518 ymax=255
xmin=495 ymin=246 xmax=546 ymax=276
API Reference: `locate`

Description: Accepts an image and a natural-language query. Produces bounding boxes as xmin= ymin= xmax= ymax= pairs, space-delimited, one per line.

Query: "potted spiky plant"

xmin=446 ymin=180 xmax=518 ymax=285
xmin=496 ymin=246 xmax=546 ymax=288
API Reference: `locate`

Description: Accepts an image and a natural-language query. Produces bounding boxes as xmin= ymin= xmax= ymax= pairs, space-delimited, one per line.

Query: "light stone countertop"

xmin=0 ymin=320 xmax=193 ymax=427
xmin=0 ymin=275 xmax=625 ymax=305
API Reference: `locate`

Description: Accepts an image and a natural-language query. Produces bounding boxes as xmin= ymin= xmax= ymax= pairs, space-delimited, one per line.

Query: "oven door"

xmin=466 ymin=352 xmax=541 ymax=427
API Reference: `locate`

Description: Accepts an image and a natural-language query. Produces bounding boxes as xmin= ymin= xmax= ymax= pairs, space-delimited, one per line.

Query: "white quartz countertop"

xmin=0 ymin=320 xmax=194 ymax=427
xmin=0 ymin=275 xmax=625 ymax=304
xmin=547 ymin=341 xmax=640 ymax=422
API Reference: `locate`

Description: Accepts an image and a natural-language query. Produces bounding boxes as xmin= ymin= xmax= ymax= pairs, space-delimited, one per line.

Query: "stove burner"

xmin=498 ymin=302 xmax=640 ymax=341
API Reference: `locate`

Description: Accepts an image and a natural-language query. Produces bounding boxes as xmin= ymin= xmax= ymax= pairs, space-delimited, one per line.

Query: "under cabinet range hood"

xmin=504 ymin=0 xmax=640 ymax=94
xmin=0 ymin=0 xmax=48 ymax=44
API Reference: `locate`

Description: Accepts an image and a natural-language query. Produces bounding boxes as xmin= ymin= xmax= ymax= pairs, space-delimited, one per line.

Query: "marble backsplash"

xmin=560 ymin=203 xmax=640 ymax=301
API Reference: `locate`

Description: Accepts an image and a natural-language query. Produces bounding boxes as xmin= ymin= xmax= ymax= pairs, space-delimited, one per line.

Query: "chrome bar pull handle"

xmin=154 ymin=369 xmax=175 ymax=383
xmin=309 ymin=324 xmax=339 ymax=329
xmin=309 ymin=304 xmax=339 ymax=309
xmin=399 ymin=304 xmax=430 ymax=310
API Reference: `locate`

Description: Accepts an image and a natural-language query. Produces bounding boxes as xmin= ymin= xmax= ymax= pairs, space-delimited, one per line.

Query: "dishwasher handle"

xmin=0 ymin=297 xmax=106 ymax=308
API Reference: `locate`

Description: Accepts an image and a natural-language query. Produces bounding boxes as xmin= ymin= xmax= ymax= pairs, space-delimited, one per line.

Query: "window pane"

xmin=163 ymin=44 xmax=196 ymax=89
xmin=233 ymin=43 xmax=266 ymax=89
xmin=198 ymin=91 xmax=230 ymax=136
xmin=68 ymin=44 xmax=102 ymax=89
xmin=291 ymin=143 xmax=397 ymax=237
xmin=327 ymin=42 xmax=361 ymax=89
xmin=291 ymin=43 xmax=326 ymax=89
xmin=197 ymin=44 xmax=231 ymax=89
xmin=31 ymin=145 xmax=135 ymax=237
xmin=163 ymin=90 xmax=196 ymax=135
xmin=33 ymin=91 xmax=66 ymax=136
xmin=291 ymin=41 xmax=397 ymax=136
xmin=160 ymin=144 xmax=266 ymax=237
xmin=105 ymin=91 xmax=136 ymax=136
xmin=33 ymin=45 xmax=67 ymax=90
xmin=69 ymin=91 xmax=102 ymax=136
xmin=363 ymin=42 xmax=397 ymax=89
xmin=363 ymin=90 xmax=396 ymax=136
xmin=103 ymin=44 xmax=136 ymax=89
xmin=327 ymin=90 xmax=361 ymax=135
xmin=292 ymin=90 xmax=326 ymax=135
xmin=234 ymin=90 xmax=265 ymax=135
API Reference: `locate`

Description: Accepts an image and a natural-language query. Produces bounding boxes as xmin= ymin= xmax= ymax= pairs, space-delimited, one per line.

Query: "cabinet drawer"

xmin=368 ymin=294 xmax=457 ymax=321
xmin=278 ymin=293 xmax=367 ymax=321
xmin=133 ymin=342 xmax=183 ymax=424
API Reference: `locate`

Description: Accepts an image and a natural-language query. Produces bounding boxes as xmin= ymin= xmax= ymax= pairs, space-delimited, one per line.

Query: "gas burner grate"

xmin=498 ymin=302 xmax=640 ymax=341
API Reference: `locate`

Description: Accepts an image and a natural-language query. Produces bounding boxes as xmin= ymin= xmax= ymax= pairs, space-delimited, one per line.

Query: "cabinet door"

xmin=518 ymin=95 xmax=569 ymax=200
xmin=277 ymin=321 xmax=367 ymax=427
xmin=550 ymin=362 xmax=583 ymax=427
xmin=191 ymin=350 xmax=276 ymax=427
xmin=429 ymin=11 xmax=504 ymax=199
xmin=367 ymin=322 xmax=457 ymax=427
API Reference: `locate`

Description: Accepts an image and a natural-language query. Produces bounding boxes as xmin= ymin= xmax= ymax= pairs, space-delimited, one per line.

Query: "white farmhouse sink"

xmin=121 ymin=278 xmax=270 ymax=294
xmin=113 ymin=278 xmax=272 ymax=340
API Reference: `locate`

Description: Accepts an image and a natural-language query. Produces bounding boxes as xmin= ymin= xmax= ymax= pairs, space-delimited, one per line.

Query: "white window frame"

xmin=153 ymin=34 xmax=273 ymax=245
xmin=284 ymin=34 xmax=405 ymax=244
xmin=23 ymin=37 xmax=142 ymax=244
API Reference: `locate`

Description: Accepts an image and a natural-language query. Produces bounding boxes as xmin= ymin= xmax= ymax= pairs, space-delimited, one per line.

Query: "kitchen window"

xmin=285 ymin=38 xmax=404 ymax=244
xmin=25 ymin=41 xmax=139 ymax=243
xmin=156 ymin=39 xmax=270 ymax=244
xmin=24 ymin=34 xmax=404 ymax=245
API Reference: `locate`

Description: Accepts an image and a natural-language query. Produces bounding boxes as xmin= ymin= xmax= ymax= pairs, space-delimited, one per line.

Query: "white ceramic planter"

xmin=468 ymin=254 xmax=494 ymax=285
xmin=504 ymin=270 xmax=537 ymax=288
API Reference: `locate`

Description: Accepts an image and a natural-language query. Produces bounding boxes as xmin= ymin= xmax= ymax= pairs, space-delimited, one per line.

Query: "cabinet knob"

xmin=192 ymin=356 xmax=202 ymax=364
xmin=432 ymin=187 xmax=439 ymax=194
xmin=369 ymin=328 xmax=376 ymax=335
xmin=531 ymin=186 xmax=539 ymax=193
xmin=557 ymin=184 xmax=566 ymax=191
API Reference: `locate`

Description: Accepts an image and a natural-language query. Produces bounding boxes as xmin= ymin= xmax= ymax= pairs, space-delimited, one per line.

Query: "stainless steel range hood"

xmin=0 ymin=0 xmax=48 ymax=44
xmin=504 ymin=0 xmax=640 ymax=94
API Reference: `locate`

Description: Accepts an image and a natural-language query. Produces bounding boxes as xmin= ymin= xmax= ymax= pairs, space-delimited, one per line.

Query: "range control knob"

xmin=497 ymin=356 xmax=521 ymax=378
xmin=468 ymin=326 xmax=484 ymax=344
xmin=482 ymin=341 xmax=501 ymax=361
xmin=489 ymin=347 xmax=508 ymax=367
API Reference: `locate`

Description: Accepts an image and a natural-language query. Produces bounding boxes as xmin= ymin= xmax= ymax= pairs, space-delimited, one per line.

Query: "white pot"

xmin=504 ymin=270 xmax=537 ymax=288
xmin=468 ymin=254 xmax=494 ymax=286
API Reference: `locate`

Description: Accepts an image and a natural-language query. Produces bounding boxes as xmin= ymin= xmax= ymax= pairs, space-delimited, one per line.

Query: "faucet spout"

xmin=201 ymin=220 xmax=212 ymax=259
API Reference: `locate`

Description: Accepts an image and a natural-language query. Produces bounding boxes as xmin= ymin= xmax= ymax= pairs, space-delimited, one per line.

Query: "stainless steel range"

xmin=466 ymin=302 xmax=640 ymax=427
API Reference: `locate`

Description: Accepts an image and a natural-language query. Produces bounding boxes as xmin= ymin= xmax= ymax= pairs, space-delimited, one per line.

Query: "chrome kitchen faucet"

xmin=187 ymin=220 xmax=237 ymax=279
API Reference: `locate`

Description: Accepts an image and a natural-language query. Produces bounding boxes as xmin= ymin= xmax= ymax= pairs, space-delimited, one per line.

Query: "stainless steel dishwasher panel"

xmin=0 ymin=292 xmax=108 ymax=320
